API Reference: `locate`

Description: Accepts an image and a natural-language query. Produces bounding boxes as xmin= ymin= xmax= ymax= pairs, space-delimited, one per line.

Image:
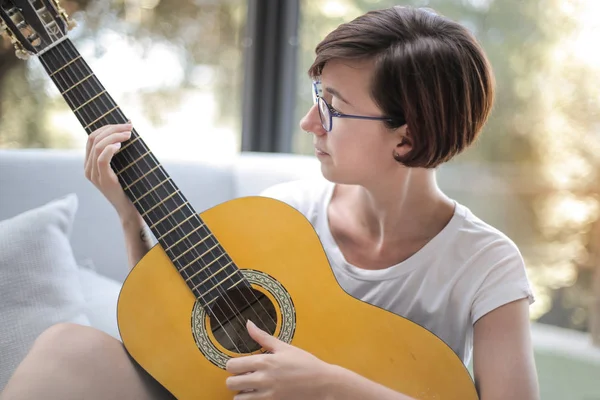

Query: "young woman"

xmin=1 ymin=6 xmax=540 ymax=400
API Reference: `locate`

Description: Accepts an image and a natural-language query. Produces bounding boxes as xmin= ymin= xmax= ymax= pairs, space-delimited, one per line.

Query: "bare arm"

xmin=326 ymin=366 xmax=415 ymax=400
xmin=120 ymin=212 xmax=154 ymax=270
xmin=473 ymin=298 xmax=540 ymax=400
xmin=84 ymin=122 xmax=155 ymax=271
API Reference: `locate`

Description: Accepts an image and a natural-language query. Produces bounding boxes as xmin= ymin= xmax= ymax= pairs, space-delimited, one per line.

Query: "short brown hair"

xmin=309 ymin=6 xmax=495 ymax=168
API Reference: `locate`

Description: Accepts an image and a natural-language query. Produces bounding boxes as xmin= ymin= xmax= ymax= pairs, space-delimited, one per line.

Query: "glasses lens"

xmin=317 ymin=97 xmax=331 ymax=131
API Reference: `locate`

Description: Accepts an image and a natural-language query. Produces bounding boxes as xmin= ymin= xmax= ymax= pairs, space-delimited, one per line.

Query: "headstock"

xmin=0 ymin=0 xmax=76 ymax=60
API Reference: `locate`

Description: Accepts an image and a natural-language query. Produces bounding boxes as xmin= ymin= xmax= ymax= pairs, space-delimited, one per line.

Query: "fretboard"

xmin=37 ymin=38 xmax=247 ymax=307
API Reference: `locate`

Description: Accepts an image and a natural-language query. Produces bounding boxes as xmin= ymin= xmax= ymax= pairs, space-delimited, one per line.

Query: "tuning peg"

xmin=66 ymin=17 xmax=77 ymax=30
xmin=15 ymin=48 xmax=30 ymax=60
xmin=50 ymin=0 xmax=77 ymax=31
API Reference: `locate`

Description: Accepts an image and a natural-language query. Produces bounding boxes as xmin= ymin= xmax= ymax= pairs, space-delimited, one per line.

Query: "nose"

xmin=299 ymin=104 xmax=327 ymax=137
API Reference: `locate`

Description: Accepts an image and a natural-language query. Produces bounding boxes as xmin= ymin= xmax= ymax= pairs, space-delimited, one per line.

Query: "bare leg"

xmin=0 ymin=323 xmax=175 ymax=400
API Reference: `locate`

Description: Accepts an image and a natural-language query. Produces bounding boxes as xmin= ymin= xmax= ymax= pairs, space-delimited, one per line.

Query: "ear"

xmin=394 ymin=125 xmax=412 ymax=158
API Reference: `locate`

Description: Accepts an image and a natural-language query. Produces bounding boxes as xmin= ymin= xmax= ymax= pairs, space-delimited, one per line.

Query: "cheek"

xmin=331 ymin=130 xmax=389 ymax=167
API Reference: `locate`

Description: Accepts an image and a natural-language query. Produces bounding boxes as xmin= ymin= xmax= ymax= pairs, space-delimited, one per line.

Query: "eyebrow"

xmin=325 ymin=87 xmax=352 ymax=106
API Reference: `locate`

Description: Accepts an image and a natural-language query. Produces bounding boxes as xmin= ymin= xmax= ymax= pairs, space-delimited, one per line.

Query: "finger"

xmin=86 ymin=123 xmax=127 ymax=162
xmin=226 ymin=355 xmax=268 ymax=375
xmin=246 ymin=320 xmax=285 ymax=352
xmin=86 ymin=125 xmax=110 ymax=164
xmin=87 ymin=123 xmax=132 ymax=157
xmin=97 ymin=142 xmax=121 ymax=186
xmin=85 ymin=123 xmax=131 ymax=177
xmin=226 ymin=372 xmax=267 ymax=392
xmin=90 ymin=130 xmax=131 ymax=183
xmin=233 ymin=390 xmax=271 ymax=400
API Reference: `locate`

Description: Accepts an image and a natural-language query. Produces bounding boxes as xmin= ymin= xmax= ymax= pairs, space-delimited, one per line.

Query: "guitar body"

xmin=117 ymin=196 xmax=478 ymax=399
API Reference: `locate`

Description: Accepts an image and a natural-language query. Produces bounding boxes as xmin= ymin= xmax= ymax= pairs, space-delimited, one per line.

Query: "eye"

xmin=329 ymin=103 xmax=342 ymax=114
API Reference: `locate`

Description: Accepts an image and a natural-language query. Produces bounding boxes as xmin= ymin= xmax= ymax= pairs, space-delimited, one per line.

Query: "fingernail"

xmin=247 ymin=319 xmax=256 ymax=328
xmin=115 ymin=142 xmax=121 ymax=149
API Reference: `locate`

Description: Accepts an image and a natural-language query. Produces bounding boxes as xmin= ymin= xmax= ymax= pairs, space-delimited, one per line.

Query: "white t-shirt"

xmin=260 ymin=178 xmax=535 ymax=365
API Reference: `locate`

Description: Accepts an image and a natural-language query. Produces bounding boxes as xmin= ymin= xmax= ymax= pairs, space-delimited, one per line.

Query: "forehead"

xmin=318 ymin=59 xmax=377 ymax=110
xmin=319 ymin=58 xmax=375 ymax=91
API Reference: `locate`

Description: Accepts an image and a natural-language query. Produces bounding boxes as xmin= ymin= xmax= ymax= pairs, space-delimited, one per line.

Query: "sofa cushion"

xmin=77 ymin=262 xmax=122 ymax=341
xmin=0 ymin=194 xmax=90 ymax=390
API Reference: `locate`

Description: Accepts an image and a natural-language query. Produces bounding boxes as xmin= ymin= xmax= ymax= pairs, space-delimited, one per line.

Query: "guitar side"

xmin=117 ymin=196 xmax=478 ymax=400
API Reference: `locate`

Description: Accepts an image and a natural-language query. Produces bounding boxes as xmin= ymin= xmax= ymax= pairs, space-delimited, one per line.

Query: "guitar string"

xmin=37 ymin=43 xmax=265 ymax=354
xmin=51 ymin=36 xmax=276 ymax=343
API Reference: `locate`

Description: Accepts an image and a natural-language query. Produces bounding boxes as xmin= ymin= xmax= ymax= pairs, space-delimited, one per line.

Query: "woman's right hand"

xmin=84 ymin=122 xmax=137 ymax=220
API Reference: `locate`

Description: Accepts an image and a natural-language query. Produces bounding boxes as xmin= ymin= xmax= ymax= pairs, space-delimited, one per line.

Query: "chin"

xmin=319 ymin=164 xmax=360 ymax=186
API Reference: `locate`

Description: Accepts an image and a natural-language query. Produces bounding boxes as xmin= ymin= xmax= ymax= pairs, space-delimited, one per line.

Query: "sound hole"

xmin=207 ymin=286 xmax=277 ymax=354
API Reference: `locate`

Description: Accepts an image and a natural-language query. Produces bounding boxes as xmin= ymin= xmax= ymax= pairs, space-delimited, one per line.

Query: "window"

xmin=0 ymin=0 xmax=246 ymax=162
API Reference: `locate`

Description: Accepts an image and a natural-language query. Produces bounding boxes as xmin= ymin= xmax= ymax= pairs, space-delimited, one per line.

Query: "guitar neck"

xmin=37 ymin=38 xmax=245 ymax=305
xmin=38 ymin=38 xmax=193 ymax=239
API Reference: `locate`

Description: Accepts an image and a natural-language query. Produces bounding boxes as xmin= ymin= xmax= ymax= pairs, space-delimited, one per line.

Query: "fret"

xmin=174 ymin=238 xmax=218 ymax=264
xmin=79 ymin=100 xmax=120 ymax=130
xmin=185 ymin=260 xmax=225 ymax=294
xmin=197 ymin=269 xmax=243 ymax=301
xmin=149 ymin=202 xmax=189 ymax=230
xmin=61 ymin=73 xmax=94 ymax=95
xmin=84 ymin=105 xmax=120 ymax=130
xmin=191 ymin=261 xmax=235 ymax=291
xmin=177 ymin=237 xmax=218 ymax=272
xmin=50 ymin=55 xmax=82 ymax=76
xmin=136 ymin=184 xmax=175 ymax=214
xmin=123 ymin=164 xmax=162 ymax=192
xmin=161 ymin=221 xmax=211 ymax=250
xmin=141 ymin=190 xmax=181 ymax=217
xmin=143 ymin=192 xmax=187 ymax=227
xmin=151 ymin=207 xmax=194 ymax=240
xmin=165 ymin=218 xmax=204 ymax=251
xmin=73 ymin=90 xmax=107 ymax=112
xmin=116 ymin=150 xmax=152 ymax=176
xmin=119 ymin=135 xmax=141 ymax=152
xmin=185 ymin=253 xmax=228 ymax=282
xmin=179 ymin=255 xmax=230 ymax=293
xmin=202 ymin=276 xmax=246 ymax=309
xmin=158 ymin=214 xmax=197 ymax=241
xmin=226 ymin=278 xmax=245 ymax=290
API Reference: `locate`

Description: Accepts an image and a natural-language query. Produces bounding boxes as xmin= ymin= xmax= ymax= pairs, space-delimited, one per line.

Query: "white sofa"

xmin=0 ymin=149 xmax=598 ymax=399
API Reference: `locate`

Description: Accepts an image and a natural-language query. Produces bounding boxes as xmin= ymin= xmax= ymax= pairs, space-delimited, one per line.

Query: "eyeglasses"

xmin=311 ymin=80 xmax=399 ymax=132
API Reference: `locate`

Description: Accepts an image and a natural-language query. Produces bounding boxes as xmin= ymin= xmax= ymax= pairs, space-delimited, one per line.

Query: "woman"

xmin=0 ymin=6 xmax=540 ymax=400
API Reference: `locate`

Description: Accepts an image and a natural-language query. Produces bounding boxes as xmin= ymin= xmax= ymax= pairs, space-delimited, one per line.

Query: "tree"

xmin=0 ymin=0 xmax=245 ymax=148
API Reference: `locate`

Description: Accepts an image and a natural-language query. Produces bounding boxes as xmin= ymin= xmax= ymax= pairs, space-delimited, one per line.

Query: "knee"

xmin=32 ymin=323 xmax=121 ymax=362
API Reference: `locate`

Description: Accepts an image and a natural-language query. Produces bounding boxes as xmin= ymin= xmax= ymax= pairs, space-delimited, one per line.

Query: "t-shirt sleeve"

xmin=470 ymin=239 xmax=535 ymax=324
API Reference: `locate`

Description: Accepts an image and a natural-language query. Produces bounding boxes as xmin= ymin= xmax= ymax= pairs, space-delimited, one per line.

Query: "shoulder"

xmin=454 ymin=203 xmax=520 ymax=252
xmin=450 ymin=202 xmax=526 ymax=273
xmin=451 ymin=203 xmax=535 ymax=323
xmin=259 ymin=178 xmax=334 ymax=218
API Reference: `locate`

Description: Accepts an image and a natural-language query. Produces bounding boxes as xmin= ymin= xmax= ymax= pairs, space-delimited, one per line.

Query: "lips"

xmin=314 ymin=146 xmax=329 ymax=155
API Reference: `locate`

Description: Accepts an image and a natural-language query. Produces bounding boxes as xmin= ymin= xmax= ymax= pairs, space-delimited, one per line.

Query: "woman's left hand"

xmin=225 ymin=320 xmax=335 ymax=400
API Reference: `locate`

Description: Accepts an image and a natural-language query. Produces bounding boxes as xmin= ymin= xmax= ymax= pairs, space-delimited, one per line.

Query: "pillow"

xmin=0 ymin=194 xmax=90 ymax=390
xmin=77 ymin=262 xmax=122 ymax=341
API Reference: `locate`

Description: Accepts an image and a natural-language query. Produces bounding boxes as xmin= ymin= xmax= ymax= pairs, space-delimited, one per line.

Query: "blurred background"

xmin=1 ymin=0 xmax=599 ymax=396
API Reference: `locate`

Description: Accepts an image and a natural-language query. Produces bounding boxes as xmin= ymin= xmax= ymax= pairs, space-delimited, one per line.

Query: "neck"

xmin=338 ymin=168 xmax=454 ymax=246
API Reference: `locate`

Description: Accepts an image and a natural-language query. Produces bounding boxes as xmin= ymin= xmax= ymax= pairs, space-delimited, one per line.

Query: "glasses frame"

xmin=311 ymin=80 xmax=398 ymax=132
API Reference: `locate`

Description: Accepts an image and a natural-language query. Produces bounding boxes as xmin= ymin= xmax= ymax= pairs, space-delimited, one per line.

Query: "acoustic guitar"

xmin=1 ymin=1 xmax=478 ymax=398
